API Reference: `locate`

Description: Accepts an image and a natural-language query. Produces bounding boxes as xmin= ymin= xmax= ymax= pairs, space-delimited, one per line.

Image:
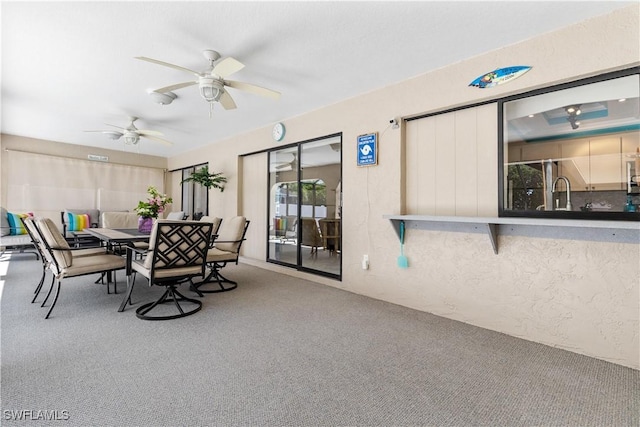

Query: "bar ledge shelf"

xmin=383 ymin=214 xmax=640 ymax=254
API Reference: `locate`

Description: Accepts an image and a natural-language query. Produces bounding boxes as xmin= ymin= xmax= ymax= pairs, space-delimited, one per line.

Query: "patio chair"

xmin=127 ymin=220 xmax=212 ymax=320
xmin=199 ymin=216 xmax=222 ymax=234
xmin=22 ymin=217 xmax=107 ymax=304
xmin=199 ymin=216 xmax=222 ymax=249
xmin=192 ymin=216 xmax=249 ymax=294
xmin=34 ymin=217 xmax=125 ymax=319
xmin=166 ymin=211 xmax=188 ymax=220
xmin=300 ymin=217 xmax=321 ymax=255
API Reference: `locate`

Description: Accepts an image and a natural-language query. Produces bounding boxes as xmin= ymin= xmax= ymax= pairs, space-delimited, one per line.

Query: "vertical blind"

xmin=6 ymin=150 xmax=165 ymax=226
xmin=240 ymin=152 xmax=267 ymax=261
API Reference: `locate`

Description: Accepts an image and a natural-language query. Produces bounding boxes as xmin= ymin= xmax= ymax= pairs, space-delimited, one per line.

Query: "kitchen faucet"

xmin=552 ymin=176 xmax=572 ymax=211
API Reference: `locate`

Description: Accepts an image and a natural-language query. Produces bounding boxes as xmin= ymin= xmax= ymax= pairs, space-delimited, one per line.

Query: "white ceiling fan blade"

xmin=275 ymin=163 xmax=292 ymax=171
xmin=273 ymin=153 xmax=295 ymax=163
xmin=211 ymin=57 xmax=244 ymax=78
xmin=218 ymin=91 xmax=237 ymax=110
xmin=152 ymin=81 xmax=197 ymax=93
xmin=225 ymin=80 xmax=281 ymax=99
xmin=84 ymin=130 xmax=123 ymax=140
xmin=141 ymin=134 xmax=173 ymax=146
xmin=137 ymin=129 xmax=164 ymax=137
xmin=104 ymin=123 xmax=127 ymax=131
xmin=135 ymin=56 xmax=201 ymax=76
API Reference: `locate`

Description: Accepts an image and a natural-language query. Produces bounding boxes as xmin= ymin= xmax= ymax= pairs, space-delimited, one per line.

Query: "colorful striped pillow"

xmin=66 ymin=213 xmax=91 ymax=232
xmin=7 ymin=212 xmax=34 ymax=235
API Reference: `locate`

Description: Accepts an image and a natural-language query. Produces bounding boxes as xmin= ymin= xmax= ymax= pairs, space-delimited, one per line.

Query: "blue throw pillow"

xmin=7 ymin=212 xmax=33 ymax=235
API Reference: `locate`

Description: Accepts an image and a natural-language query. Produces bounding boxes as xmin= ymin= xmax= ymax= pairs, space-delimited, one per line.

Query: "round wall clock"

xmin=272 ymin=122 xmax=285 ymax=141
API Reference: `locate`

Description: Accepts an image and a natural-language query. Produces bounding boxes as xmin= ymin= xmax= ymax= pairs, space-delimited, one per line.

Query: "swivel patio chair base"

xmin=192 ymin=264 xmax=238 ymax=293
xmin=135 ymin=284 xmax=202 ymax=320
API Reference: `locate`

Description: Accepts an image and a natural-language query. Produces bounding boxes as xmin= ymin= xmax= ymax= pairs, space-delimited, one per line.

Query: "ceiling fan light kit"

xmin=199 ymin=78 xmax=224 ymax=102
xmin=123 ymin=131 xmax=140 ymax=145
xmin=150 ymin=91 xmax=177 ymax=105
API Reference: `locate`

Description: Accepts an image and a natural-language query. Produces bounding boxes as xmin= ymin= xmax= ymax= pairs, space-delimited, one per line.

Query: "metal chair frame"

xmin=128 ymin=221 xmax=212 ymax=320
xmin=33 ymin=218 xmax=124 ymax=319
xmin=193 ymin=219 xmax=250 ymax=294
xmin=21 ymin=217 xmax=52 ymax=303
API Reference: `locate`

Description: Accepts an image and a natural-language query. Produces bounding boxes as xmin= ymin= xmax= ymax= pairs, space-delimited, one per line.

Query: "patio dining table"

xmin=82 ymin=228 xmax=151 ymax=311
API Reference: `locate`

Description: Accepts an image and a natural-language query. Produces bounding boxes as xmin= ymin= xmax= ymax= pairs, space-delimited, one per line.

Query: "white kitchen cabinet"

xmin=560 ymin=136 xmax=624 ymax=191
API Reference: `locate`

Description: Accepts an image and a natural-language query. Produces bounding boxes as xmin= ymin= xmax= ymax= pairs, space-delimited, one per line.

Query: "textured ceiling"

xmin=1 ymin=1 xmax=633 ymax=157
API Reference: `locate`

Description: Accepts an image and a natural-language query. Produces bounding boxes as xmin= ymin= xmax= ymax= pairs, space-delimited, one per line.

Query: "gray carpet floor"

xmin=1 ymin=255 xmax=638 ymax=427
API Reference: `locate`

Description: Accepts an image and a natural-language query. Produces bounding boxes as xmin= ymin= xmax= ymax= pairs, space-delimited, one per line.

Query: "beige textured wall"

xmin=0 ymin=8 xmax=632 ymax=367
xmin=167 ymin=7 xmax=640 ymax=369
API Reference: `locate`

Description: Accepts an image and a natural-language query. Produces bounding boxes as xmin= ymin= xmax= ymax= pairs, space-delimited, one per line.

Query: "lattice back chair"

xmin=129 ymin=220 xmax=212 ymax=320
xmin=34 ymin=218 xmax=125 ymax=319
xmin=193 ymin=216 xmax=249 ymax=294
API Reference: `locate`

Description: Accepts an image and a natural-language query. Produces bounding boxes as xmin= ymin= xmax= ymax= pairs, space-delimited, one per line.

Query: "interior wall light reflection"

xmin=565 ymin=104 xmax=582 ymax=130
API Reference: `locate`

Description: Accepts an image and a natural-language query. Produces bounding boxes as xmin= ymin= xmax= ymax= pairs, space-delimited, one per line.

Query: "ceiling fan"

xmin=136 ymin=49 xmax=281 ymax=115
xmin=84 ymin=116 xmax=172 ymax=146
xmin=274 ymin=153 xmax=298 ymax=171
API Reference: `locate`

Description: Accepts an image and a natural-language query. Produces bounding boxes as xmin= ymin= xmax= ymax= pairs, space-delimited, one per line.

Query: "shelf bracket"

xmin=389 ymin=219 xmax=402 ymax=241
xmin=486 ymin=223 xmax=498 ymax=254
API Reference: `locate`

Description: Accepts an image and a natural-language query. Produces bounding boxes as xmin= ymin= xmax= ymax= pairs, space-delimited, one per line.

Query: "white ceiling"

xmin=1 ymin=1 xmax=633 ymax=158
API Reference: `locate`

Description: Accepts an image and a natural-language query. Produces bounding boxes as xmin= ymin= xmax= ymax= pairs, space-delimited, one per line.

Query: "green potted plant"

xmin=181 ymin=165 xmax=227 ymax=192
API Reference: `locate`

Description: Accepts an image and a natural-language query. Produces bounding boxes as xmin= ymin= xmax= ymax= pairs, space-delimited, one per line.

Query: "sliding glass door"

xmin=180 ymin=163 xmax=208 ymax=220
xmin=268 ymin=134 xmax=342 ymax=278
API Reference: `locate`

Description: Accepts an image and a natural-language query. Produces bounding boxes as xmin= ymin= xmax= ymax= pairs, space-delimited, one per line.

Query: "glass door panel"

xmin=267 ymin=135 xmax=341 ymax=278
xmin=268 ymin=147 xmax=298 ymax=266
xmin=181 ymin=163 xmax=208 ymax=220
xmin=300 ymin=138 xmax=341 ymax=276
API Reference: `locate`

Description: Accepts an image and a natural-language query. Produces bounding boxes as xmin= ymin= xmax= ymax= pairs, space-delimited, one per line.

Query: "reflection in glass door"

xmin=181 ymin=163 xmax=208 ymax=220
xmin=268 ymin=147 xmax=299 ymax=266
xmin=267 ymin=135 xmax=341 ymax=278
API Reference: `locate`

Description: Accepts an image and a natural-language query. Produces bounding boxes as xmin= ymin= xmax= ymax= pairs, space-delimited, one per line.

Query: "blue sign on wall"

xmin=357 ymin=133 xmax=378 ymax=166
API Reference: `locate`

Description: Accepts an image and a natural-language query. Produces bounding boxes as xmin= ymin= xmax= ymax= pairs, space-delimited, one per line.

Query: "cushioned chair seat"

xmin=61 ymin=253 xmax=126 ymax=277
xmin=205 ymin=247 xmax=236 ymax=262
xmin=131 ymin=261 xmax=203 ymax=279
xmin=1 ymin=234 xmax=33 ymax=246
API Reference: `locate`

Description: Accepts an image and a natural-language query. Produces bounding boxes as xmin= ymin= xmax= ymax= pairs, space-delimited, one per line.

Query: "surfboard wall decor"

xmin=469 ymin=66 xmax=532 ymax=89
